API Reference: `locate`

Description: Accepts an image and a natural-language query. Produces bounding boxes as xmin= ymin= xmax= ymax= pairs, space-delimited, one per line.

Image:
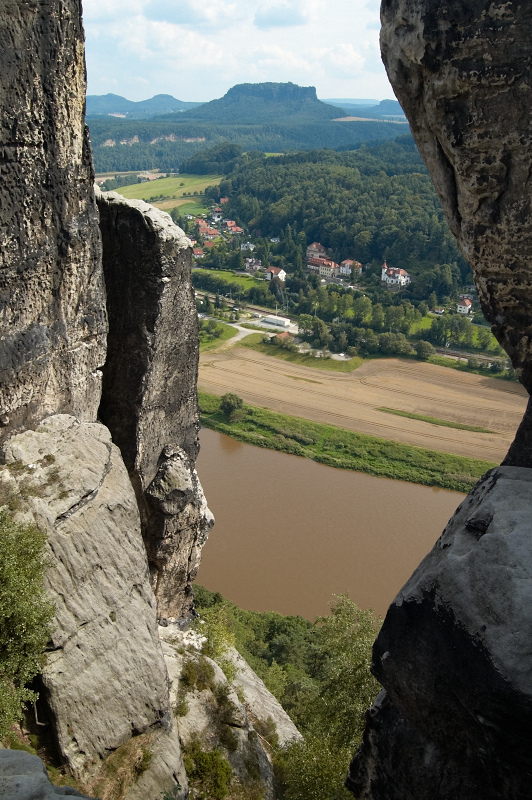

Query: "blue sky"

xmin=83 ymin=0 xmax=395 ymax=102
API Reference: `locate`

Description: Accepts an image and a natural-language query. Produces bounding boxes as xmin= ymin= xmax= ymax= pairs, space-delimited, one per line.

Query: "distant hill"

xmin=322 ymin=98 xmax=379 ymax=107
xmin=330 ymin=98 xmax=406 ymax=120
xmin=85 ymin=93 xmax=202 ymax=119
xmin=168 ymin=82 xmax=347 ymax=125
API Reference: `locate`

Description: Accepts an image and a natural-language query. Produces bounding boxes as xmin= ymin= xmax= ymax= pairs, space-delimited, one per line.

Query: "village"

xmin=189 ymin=204 xmax=477 ymax=317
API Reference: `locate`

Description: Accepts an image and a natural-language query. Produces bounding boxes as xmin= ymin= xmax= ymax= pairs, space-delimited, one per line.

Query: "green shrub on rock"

xmin=0 ymin=508 xmax=53 ymax=739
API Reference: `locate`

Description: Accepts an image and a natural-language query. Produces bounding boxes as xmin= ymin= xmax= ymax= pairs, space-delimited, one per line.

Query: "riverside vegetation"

xmin=198 ymin=391 xmax=495 ymax=492
xmin=194 ymin=586 xmax=380 ymax=800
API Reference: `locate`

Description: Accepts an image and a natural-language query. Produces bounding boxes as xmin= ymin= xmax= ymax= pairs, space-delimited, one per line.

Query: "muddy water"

xmin=196 ymin=428 xmax=465 ymax=620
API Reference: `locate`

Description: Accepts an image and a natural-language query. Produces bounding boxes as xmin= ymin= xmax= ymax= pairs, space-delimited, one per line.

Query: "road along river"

xmin=196 ymin=428 xmax=466 ymax=620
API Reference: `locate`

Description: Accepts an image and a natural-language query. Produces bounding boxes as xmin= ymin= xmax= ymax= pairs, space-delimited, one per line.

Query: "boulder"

xmin=1 ymin=416 xmax=172 ymax=778
xmin=348 ymin=467 xmax=532 ymax=798
xmin=0 ymin=750 xmax=96 ymax=800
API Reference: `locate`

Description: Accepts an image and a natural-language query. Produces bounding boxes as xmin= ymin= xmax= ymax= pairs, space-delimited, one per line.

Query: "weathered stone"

xmin=1 ymin=416 xmax=171 ymax=778
xmin=380 ymin=0 xmax=532 ymax=463
xmin=160 ymin=626 xmax=276 ymax=800
xmin=0 ymin=750 xmax=97 ymax=799
xmin=348 ymin=467 xmax=532 ymax=798
xmin=97 ymin=192 xmax=214 ymax=618
xmin=0 ymin=1 xmax=106 ymax=442
xmin=226 ymin=648 xmax=303 ymax=747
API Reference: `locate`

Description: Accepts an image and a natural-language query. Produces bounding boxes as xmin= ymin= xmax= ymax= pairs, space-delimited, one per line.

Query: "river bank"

xmin=196 ymin=428 xmax=465 ymax=618
xmin=199 ymin=391 xmax=495 ymax=493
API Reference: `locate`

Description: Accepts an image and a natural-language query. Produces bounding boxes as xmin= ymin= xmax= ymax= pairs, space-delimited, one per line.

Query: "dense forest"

xmin=88 ymin=118 xmax=405 ymax=172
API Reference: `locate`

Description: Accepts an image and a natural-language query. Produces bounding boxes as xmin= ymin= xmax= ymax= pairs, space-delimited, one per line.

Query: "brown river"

xmin=196 ymin=428 xmax=465 ymax=620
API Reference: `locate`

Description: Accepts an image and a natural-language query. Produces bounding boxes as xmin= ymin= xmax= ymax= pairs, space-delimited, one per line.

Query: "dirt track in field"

xmin=199 ymin=347 xmax=528 ymax=462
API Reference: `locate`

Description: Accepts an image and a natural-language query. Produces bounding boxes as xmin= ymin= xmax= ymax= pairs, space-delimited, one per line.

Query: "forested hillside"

xmin=212 ymin=136 xmax=468 ymax=286
xmin=89 ymin=119 xmax=404 ymax=172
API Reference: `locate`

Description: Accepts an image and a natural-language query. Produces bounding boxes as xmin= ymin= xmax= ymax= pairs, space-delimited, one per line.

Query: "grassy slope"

xmin=378 ymin=407 xmax=495 ymax=434
xmin=199 ymin=391 xmax=494 ymax=492
xmin=194 ymin=269 xmax=263 ymax=289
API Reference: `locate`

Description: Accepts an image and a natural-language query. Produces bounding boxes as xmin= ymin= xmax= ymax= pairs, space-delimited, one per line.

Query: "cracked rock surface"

xmin=0 ymin=0 xmax=106 ymax=443
xmin=0 ymin=415 xmax=171 ymax=777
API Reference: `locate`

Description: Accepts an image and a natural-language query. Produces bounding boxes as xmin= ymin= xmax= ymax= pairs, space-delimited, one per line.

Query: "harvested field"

xmin=198 ymin=348 xmax=527 ymax=462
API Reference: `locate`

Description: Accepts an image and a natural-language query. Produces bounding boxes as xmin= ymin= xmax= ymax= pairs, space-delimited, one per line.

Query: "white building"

xmin=381 ymin=261 xmax=411 ymax=287
xmin=263 ymin=316 xmax=291 ymax=328
xmin=265 ymin=266 xmax=286 ymax=282
xmin=241 ymin=242 xmax=256 ymax=252
xmin=457 ymin=298 xmax=473 ymax=314
xmin=339 ymin=259 xmax=362 ymax=277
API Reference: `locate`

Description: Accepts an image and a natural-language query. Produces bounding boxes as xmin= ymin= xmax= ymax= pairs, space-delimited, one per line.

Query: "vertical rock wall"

xmin=348 ymin=3 xmax=532 ymax=798
xmin=97 ymin=192 xmax=213 ymax=620
xmin=379 ymin=0 xmax=532 ymax=464
xmin=0 ymin=0 xmax=106 ymax=439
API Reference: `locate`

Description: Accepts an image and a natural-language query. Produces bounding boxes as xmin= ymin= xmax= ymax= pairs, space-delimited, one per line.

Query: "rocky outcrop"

xmin=0 ymin=416 xmax=184 ymax=792
xmin=0 ymin=0 xmax=106 ymax=443
xmin=160 ymin=627 xmax=279 ymax=800
xmin=0 ymin=750 xmax=96 ymax=800
xmin=347 ymin=3 xmax=532 ymax=797
xmin=380 ymin=0 xmax=532 ymax=463
xmin=348 ymin=467 xmax=532 ymax=799
xmin=97 ymin=192 xmax=213 ymax=619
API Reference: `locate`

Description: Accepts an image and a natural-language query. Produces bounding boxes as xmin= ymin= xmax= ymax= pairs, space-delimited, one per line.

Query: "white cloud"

xmin=254 ymin=2 xmax=307 ymax=29
xmin=83 ymin=0 xmax=393 ymax=101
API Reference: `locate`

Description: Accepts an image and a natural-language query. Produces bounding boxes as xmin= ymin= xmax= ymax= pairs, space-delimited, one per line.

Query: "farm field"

xmin=112 ymin=173 xmax=223 ymax=213
xmin=198 ymin=347 xmax=527 ymax=463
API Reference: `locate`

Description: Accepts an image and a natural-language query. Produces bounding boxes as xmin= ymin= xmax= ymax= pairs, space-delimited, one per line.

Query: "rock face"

xmin=348 ymin=467 xmax=532 ymax=799
xmin=0 ymin=0 xmax=106 ymax=442
xmin=97 ymin=192 xmax=213 ymax=619
xmin=0 ymin=416 xmax=179 ymax=784
xmin=0 ymin=750 xmax=96 ymax=800
xmin=347 ymin=3 xmax=532 ymax=797
xmin=380 ymin=0 xmax=532 ymax=464
xmin=160 ymin=627 xmax=281 ymax=800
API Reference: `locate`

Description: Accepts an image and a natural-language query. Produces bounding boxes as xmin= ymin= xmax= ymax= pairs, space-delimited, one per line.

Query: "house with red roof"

xmin=306 ymin=242 xmax=327 ymax=260
xmin=457 ymin=297 xmax=473 ymax=314
xmin=381 ymin=261 xmax=411 ymax=288
xmin=193 ymin=247 xmax=204 ymax=258
xmin=307 ymin=257 xmax=340 ymax=278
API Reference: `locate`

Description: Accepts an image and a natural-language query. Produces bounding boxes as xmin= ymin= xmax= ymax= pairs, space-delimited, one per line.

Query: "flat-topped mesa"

xmin=0 ymin=0 xmax=106 ymax=440
xmin=97 ymin=192 xmax=214 ymax=620
xmin=380 ymin=0 xmax=532 ymax=464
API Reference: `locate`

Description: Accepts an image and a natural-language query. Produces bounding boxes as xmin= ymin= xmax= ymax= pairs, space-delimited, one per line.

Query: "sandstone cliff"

xmin=0 ymin=1 xmax=211 ymax=796
xmin=97 ymin=192 xmax=214 ymax=620
xmin=0 ymin=0 xmax=106 ymax=442
xmin=348 ymin=2 xmax=532 ymax=798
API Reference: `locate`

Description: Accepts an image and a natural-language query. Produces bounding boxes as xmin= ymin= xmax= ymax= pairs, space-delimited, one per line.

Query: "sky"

xmin=82 ymin=0 xmax=395 ymax=103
